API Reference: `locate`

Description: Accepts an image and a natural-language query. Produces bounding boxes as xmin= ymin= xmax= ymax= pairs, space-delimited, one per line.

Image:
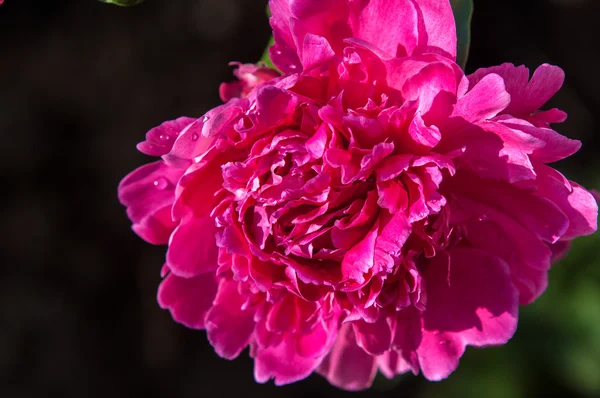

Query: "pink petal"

xmin=205 ymin=279 xmax=255 ymax=360
xmin=137 ymin=117 xmax=196 ymax=157
xmin=132 ymin=205 xmax=178 ymax=245
xmin=118 ymin=160 xmax=184 ymax=244
xmin=254 ymin=328 xmax=329 ymax=386
xmin=407 ymin=111 xmax=442 ymax=150
xmin=409 ymin=0 xmax=457 ymax=59
xmin=495 ymin=117 xmax=581 ymax=163
xmin=417 ymin=247 xmax=519 ymax=380
xmin=269 ymin=0 xmax=303 ymax=73
xmin=270 ymin=0 xmax=456 ymax=73
xmin=452 ymin=73 xmax=511 ymax=123
xmin=401 ymin=61 xmax=458 ymax=121
xmin=254 ymin=309 xmax=339 ymax=386
xmin=468 ymin=63 xmax=565 ymax=117
xmin=527 ymin=108 xmax=567 ymax=127
xmin=157 ymin=272 xmax=218 ymax=330
xmin=340 ymin=220 xmax=379 ymax=284
xmin=379 ymin=308 xmax=422 ymax=378
xmin=375 ymin=211 xmax=411 ymax=256
xmin=447 ymin=171 xmax=569 ymax=243
xmin=166 ymin=213 xmax=218 ymax=278
xmin=454 ymin=195 xmax=552 ymax=304
xmin=301 ymin=33 xmax=336 ymax=71
xmin=377 ymin=180 xmax=409 ymax=214
xmin=118 ymin=160 xmax=182 ymax=223
xmin=527 ymin=165 xmax=598 ymax=240
xmin=348 ymin=0 xmax=419 ymax=58
xmin=305 ymin=123 xmax=329 ymax=158
xmin=172 ymin=152 xmax=226 ymax=221
xmin=317 ymin=323 xmax=378 ymax=391
xmin=353 ymin=317 xmax=392 ymax=355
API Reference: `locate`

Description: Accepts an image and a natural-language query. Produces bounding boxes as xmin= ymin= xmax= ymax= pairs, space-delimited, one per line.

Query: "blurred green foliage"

xmin=450 ymin=0 xmax=473 ymax=70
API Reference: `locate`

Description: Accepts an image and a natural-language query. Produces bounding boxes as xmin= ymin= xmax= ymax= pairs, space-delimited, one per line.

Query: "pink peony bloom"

xmin=118 ymin=0 xmax=598 ymax=390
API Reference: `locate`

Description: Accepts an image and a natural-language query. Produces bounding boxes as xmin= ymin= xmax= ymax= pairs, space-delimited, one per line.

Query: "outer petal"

xmin=408 ymin=0 xmax=457 ymax=59
xmin=494 ymin=116 xmax=581 ymax=163
xmin=205 ymin=279 xmax=256 ymax=360
xmin=447 ymin=171 xmax=569 ymax=243
xmin=269 ymin=0 xmax=303 ymax=73
xmin=166 ymin=213 xmax=219 ymax=278
xmin=254 ymin=314 xmax=339 ymax=386
xmin=118 ymin=160 xmax=184 ymax=244
xmin=137 ymin=117 xmax=196 ymax=157
xmin=348 ymin=0 xmax=419 ymax=58
xmin=527 ymin=165 xmax=598 ymax=240
xmin=452 ymin=195 xmax=552 ymax=304
xmin=378 ymin=308 xmax=422 ymax=378
xmin=317 ymin=323 xmax=378 ymax=391
xmin=132 ymin=205 xmax=178 ymax=245
xmin=417 ymin=247 xmax=519 ymax=380
xmin=269 ymin=0 xmax=457 ymax=73
xmin=353 ymin=316 xmax=393 ymax=355
xmin=468 ymin=63 xmax=565 ymax=117
xmin=349 ymin=0 xmax=457 ymax=59
xmin=157 ymin=272 xmax=218 ymax=330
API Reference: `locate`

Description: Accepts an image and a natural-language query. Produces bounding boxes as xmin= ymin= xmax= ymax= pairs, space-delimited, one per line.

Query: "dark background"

xmin=1 ymin=0 xmax=599 ymax=397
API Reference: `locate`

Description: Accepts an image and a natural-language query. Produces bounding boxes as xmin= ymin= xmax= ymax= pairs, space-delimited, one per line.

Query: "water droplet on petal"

xmin=159 ymin=134 xmax=170 ymax=141
xmin=288 ymin=64 xmax=297 ymax=71
xmin=192 ymin=133 xmax=199 ymax=141
xmin=153 ymin=178 xmax=168 ymax=190
xmin=274 ymin=50 xmax=282 ymax=56
xmin=202 ymin=115 xmax=210 ymax=123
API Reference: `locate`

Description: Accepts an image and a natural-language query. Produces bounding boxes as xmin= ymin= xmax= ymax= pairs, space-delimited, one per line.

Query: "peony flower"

xmin=118 ymin=0 xmax=598 ymax=390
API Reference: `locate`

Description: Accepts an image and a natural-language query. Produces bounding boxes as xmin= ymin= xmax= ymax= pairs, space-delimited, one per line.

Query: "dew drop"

xmin=288 ymin=64 xmax=297 ymax=71
xmin=202 ymin=115 xmax=210 ymax=123
xmin=159 ymin=134 xmax=170 ymax=141
xmin=153 ymin=178 xmax=168 ymax=190
xmin=274 ymin=50 xmax=282 ymax=56
xmin=192 ymin=133 xmax=199 ymax=141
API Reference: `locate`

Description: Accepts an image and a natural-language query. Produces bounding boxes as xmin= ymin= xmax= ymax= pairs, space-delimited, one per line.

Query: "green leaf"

xmin=98 ymin=0 xmax=145 ymax=6
xmin=450 ymin=0 xmax=474 ymax=70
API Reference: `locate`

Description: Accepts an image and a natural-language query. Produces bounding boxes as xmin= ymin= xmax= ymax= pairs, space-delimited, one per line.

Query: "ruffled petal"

xmin=468 ymin=63 xmax=565 ymax=117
